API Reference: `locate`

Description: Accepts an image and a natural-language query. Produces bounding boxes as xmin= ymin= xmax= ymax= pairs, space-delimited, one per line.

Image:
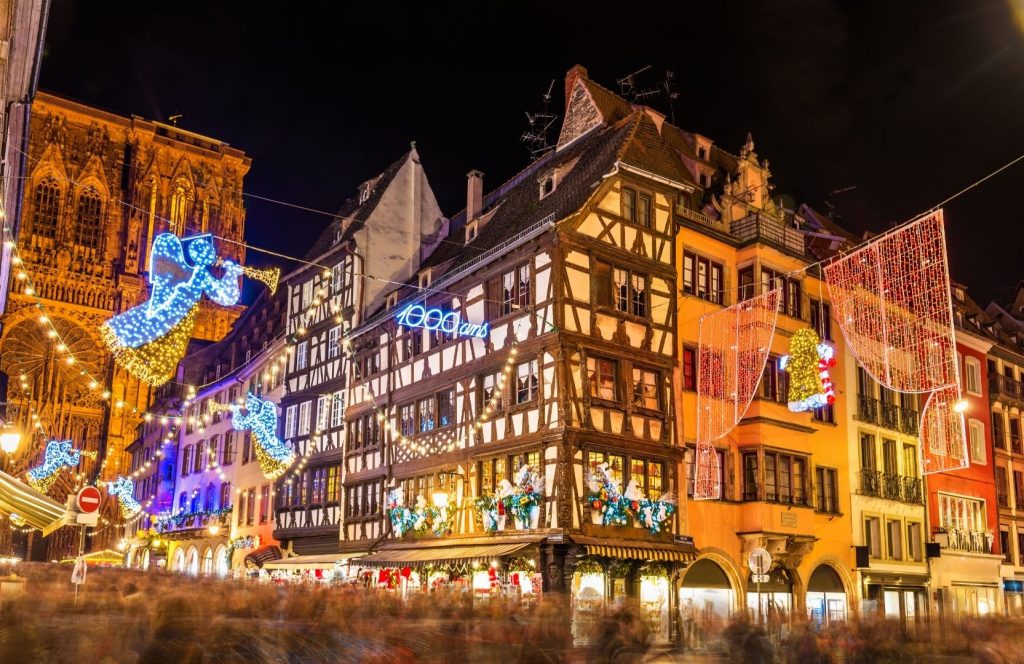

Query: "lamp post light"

xmin=0 ymin=422 xmax=21 ymax=455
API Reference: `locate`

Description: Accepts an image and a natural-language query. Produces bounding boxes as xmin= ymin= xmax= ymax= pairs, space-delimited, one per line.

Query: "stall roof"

xmin=261 ymin=552 xmax=363 ymax=570
xmin=0 ymin=471 xmax=65 ymax=536
xmin=359 ymin=542 xmax=535 ymax=568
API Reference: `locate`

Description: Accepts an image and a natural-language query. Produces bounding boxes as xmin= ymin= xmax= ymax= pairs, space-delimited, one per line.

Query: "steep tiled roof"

xmin=303 ymin=150 xmax=413 ymax=260
xmin=581 ymin=77 xmax=634 ymax=124
xmin=618 ymin=112 xmax=694 ymax=185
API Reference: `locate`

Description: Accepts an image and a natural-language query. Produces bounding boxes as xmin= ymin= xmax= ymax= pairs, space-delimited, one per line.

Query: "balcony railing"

xmin=857 ymin=395 xmax=918 ymax=436
xmin=858 ymin=396 xmax=879 ymax=425
xmin=730 ymin=213 xmax=806 ymax=255
xmin=938 ymin=528 xmax=993 ymax=554
xmin=675 ymin=204 xmax=724 ymax=231
xmin=859 ymin=469 xmax=922 ymax=504
xmin=990 ymin=373 xmax=1024 ymax=403
xmin=879 ymin=402 xmax=900 ymax=431
xmin=998 ymin=493 xmax=1010 ymax=508
xmin=899 ymin=409 xmax=919 ymax=436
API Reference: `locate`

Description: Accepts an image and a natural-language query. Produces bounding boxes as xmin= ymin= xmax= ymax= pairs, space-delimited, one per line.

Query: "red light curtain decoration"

xmin=824 ymin=211 xmax=966 ymax=473
xmin=694 ymin=289 xmax=781 ymax=500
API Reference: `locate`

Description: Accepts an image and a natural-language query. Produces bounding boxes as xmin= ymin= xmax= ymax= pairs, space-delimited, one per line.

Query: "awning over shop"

xmin=0 ymin=470 xmax=65 ymax=536
xmin=359 ymin=542 xmax=535 ymax=568
xmin=261 ymin=551 xmax=362 ymax=570
xmin=243 ymin=546 xmax=282 ymax=569
xmin=573 ymin=536 xmax=698 ymax=563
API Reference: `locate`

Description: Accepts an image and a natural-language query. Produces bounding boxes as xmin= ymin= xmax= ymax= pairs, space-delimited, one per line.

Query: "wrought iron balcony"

xmin=879 ymin=402 xmax=900 ymax=431
xmin=859 ymin=469 xmax=922 ymax=504
xmin=901 ymin=476 xmax=924 ymax=504
xmin=860 ymin=469 xmax=882 ymax=497
xmin=937 ymin=528 xmax=993 ymax=554
xmin=990 ymin=373 xmax=1024 ymax=404
xmin=857 ymin=396 xmax=879 ymax=425
xmin=899 ymin=409 xmax=919 ymax=436
xmin=730 ymin=213 xmax=806 ymax=256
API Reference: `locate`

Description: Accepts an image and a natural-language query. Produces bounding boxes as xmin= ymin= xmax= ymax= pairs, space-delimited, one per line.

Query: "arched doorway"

xmin=746 ymin=566 xmax=793 ymax=636
xmin=202 ymin=547 xmax=214 ymax=576
xmin=806 ymin=565 xmax=847 ymax=628
xmin=680 ymin=559 xmax=735 ymax=651
xmin=214 ymin=544 xmax=229 ymax=577
xmin=185 ymin=546 xmax=199 ymax=576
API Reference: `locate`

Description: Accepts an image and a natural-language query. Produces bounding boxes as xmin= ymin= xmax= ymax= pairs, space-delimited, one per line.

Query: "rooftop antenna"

xmin=617 ymin=65 xmax=660 ymax=102
xmin=661 ymin=69 xmax=679 ymax=124
xmin=168 ymin=113 xmax=183 ymax=127
xmin=520 ymin=79 xmax=560 ymax=160
xmin=824 ymin=185 xmax=857 ymax=223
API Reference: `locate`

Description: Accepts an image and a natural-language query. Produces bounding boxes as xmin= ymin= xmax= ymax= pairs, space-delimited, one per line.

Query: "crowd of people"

xmin=1 ymin=562 xmax=1023 ymax=662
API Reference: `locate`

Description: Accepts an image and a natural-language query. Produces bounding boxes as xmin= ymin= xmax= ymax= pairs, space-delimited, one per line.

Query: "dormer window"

xmin=698 ymin=147 xmax=707 ymax=160
xmin=539 ymin=174 xmax=555 ymax=199
xmin=418 ymin=269 xmax=432 ymax=289
xmin=466 ymin=219 xmax=479 ymax=244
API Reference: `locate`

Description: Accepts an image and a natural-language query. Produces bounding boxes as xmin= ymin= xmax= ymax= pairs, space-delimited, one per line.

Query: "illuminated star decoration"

xmin=100 ymin=234 xmax=244 ymax=387
xmin=230 ymin=393 xmax=295 ymax=480
xmin=780 ymin=327 xmax=837 ymax=412
xmin=106 ymin=476 xmax=141 ymax=518
xmin=26 ymin=440 xmax=81 ymax=493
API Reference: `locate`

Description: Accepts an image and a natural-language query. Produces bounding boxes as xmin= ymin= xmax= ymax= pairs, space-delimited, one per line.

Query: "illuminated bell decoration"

xmin=26 ymin=440 xmax=81 ymax=493
xmin=100 ymin=234 xmax=244 ymax=387
xmin=229 ymin=393 xmax=295 ymax=479
xmin=107 ymin=476 xmax=142 ymax=518
xmin=780 ymin=328 xmax=836 ymax=412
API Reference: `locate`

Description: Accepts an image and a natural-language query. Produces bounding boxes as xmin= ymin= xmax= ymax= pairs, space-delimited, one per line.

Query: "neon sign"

xmin=395 ymin=304 xmax=489 ymax=338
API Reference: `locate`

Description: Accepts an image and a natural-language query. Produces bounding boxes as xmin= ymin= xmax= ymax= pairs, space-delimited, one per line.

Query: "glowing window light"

xmin=395 ymin=304 xmax=489 ymax=339
xmin=100 ymin=234 xmax=244 ymax=387
xmin=107 ymin=476 xmax=141 ymax=517
xmin=26 ymin=440 xmax=81 ymax=493
xmin=227 ymin=393 xmax=295 ymax=480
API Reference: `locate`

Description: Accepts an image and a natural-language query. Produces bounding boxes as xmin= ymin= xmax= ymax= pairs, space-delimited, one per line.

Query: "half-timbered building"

xmin=272 ymin=147 xmax=446 ymax=565
xmin=346 ymin=66 xmax=698 ymax=645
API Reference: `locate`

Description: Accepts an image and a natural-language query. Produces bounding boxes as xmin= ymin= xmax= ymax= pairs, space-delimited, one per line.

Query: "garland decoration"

xmin=586 ymin=463 xmax=632 ymax=526
xmin=385 ymin=487 xmax=452 ymax=537
xmin=154 ymin=506 xmax=232 ymax=533
xmin=26 ymin=440 xmax=82 ymax=493
xmin=100 ymin=234 xmax=245 ymax=386
xmin=780 ymin=328 xmax=836 ymax=412
xmin=107 ymin=476 xmax=142 ymax=517
xmin=222 ymin=393 xmax=295 ymax=479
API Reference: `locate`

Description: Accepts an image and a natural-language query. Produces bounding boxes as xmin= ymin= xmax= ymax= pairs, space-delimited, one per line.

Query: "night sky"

xmin=41 ymin=0 xmax=1024 ymax=304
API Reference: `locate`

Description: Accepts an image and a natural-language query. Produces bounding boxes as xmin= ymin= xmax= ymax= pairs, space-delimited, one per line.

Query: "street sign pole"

xmin=747 ymin=547 xmax=772 ymax=629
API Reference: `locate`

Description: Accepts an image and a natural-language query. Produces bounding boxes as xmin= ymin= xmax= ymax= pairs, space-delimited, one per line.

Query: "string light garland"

xmin=780 ymin=328 xmax=836 ymax=412
xmin=101 ymin=234 xmax=244 ymax=387
xmin=694 ymin=289 xmax=781 ymax=500
xmin=823 ymin=211 xmax=967 ymax=473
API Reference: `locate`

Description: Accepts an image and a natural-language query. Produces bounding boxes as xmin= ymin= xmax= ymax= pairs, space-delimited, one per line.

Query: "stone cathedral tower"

xmin=0 ymin=92 xmax=249 ymax=497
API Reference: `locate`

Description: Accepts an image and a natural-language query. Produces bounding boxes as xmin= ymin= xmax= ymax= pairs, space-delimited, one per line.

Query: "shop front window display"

xmin=572 ymin=559 xmax=606 ymax=646
xmin=639 ymin=563 xmax=671 ymax=644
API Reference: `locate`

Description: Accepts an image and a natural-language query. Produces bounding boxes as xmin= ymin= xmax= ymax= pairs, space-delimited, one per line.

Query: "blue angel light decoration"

xmin=107 ymin=476 xmax=141 ymax=518
xmin=100 ymin=234 xmax=244 ymax=386
xmin=26 ymin=440 xmax=81 ymax=493
xmin=230 ymin=393 xmax=295 ymax=480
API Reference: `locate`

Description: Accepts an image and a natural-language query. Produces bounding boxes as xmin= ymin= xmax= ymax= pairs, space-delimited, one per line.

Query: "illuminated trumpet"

xmin=216 ymin=259 xmax=280 ymax=294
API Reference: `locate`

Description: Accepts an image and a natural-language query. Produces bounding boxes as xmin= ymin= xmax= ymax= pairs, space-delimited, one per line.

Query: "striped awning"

xmin=0 ymin=471 xmax=65 ymax=536
xmin=573 ymin=536 xmax=697 ymax=563
xmin=359 ymin=542 xmax=534 ymax=568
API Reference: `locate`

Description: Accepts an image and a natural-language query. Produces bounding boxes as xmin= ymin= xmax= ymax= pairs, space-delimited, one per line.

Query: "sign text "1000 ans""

xmin=395 ymin=304 xmax=489 ymax=339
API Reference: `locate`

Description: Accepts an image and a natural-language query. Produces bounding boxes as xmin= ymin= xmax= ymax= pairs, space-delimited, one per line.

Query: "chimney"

xmin=466 ymin=170 xmax=484 ymax=222
xmin=564 ymin=64 xmax=589 ymax=113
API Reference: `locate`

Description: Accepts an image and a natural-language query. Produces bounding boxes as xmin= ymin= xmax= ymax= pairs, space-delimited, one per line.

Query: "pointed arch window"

xmin=74 ymin=187 xmax=102 ymax=249
xmin=31 ymin=178 xmax=61 ymax=239
xmin=169 ymin=180 xmax=193 ymax=235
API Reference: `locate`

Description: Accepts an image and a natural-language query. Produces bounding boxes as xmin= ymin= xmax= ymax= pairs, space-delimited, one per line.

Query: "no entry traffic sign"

xmin=76 ymin=486 xmax=102 ymax=514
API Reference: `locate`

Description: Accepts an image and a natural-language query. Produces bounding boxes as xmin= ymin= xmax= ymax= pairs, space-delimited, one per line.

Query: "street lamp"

xmin=0 ymin=422 xmax=20 ymax=455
